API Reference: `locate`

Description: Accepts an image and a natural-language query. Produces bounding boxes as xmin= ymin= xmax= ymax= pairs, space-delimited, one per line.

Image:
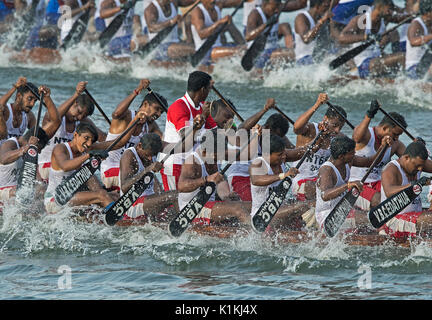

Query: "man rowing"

xmin=38 ymin=81 xmax=107 ymax=182
xmin=350 ymin=100 xmax=407 ymax=211
xmin=292 ymin=93 xmax=346 ymax=201
xmin=59 ymin=0 xmax=95 ymax=46
xmin=293 ymin=0 xmax=333 ymax=66
xmin=190 ymin=0 xmax=245 ymax=72
xmin=44 ymin=112 xmax=145 ymax=214
xmin=160 ymin=71 xmax=217 ymax=191
xmin=119 ymin=132 xmax=178 ymax=223
xmin=245 ymin=0 xmax=295 ymax=71
xmin=0 ymin=85 xmax=60 ymax=205
xmin=100 ymin=79 xmax=165 ymax=191
xmin=144 ymin=0 xmax=196 ymax=62
xmin=315 ymin=134 xmax=391 ymax=233
xmin=405 ymin=0 xmax=432 ymax=79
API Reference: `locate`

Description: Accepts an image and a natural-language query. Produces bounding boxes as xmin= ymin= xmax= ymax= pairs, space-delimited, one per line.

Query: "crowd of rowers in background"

xmin=1 ymin=71 xmax=432 ymax=240
xmin=0 ymin=0 xmax=432 ymax=78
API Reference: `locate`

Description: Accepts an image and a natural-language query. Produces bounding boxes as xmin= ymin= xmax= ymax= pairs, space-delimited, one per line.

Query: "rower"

xmin=0 ymin=77 xmax=39 ymax=143
xmin=100 ymin=79 xmax=165 ymax=192
xmin=0 ymin=85 xmax=60 ymax=204
xmin=398 ymin=0 xmax=420 ymax=54
xmin=245 ymin=0 xmax=295 ymax=71
xmin=44 ymin=112 xmax=145 ymax=214
xmin=144 ymin=0 xmax=196 ymax=62
xmin=292 ymin=93 xmax=346 ymax=201
xmin=160 ymin=71 xmax=217 ymax=192
xmin=379 ymin=141 xmax=432 ymax=239
xmin=119 ymin=132 xmax=178 ymax=222
xmin=177 ymin=129 xmax=250 ymax=227
xmin=38 ymin=81 xmax=107 ymax=182
xmin=338 ymin=0 xmax=406 ymax=79
xmin=99 ymin=0 xmax=147 ymax=59
xmin=59 ymin=0 xmax=96 ymax=46
xmin=315 ymin=135 xmax=390 ymax=233
xmin=350 ymin=100 xmax=408 ymax=211
xmin=293 ymin=0 xmax=333 ymax=66
xmin=190 ymin=0 xmax=245 ymax=71
xmin=405 ymin=0 xmax=432 ymax=79
xmin=249 ymin=134 xmax=316 ymax=231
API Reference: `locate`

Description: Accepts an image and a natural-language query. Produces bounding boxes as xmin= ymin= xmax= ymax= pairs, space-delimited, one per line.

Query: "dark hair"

xmin=17 ymin=82 xmax=38 ymax=97
xmin=270 ymin=134 xmax=286 ymax=154
xmin=75 ymin=122 xmax=98 ymax=143
xmin=310 ymin=0 xmax=328 ymax=8
xmin=262 ymin=0 xmax=281 ymax=3
xmin=420 ymin=0 xmax=432 ymax=15
xmin=140 ymin=133 xmax=162 ymax=156
xmin=201 ymin=128 xmax=227 ymax=156
xmin=379 ymin=112 xmax=407 ymax=129
xmin=141 ymin=92 xmax=168 ymax=112
xmin=404 ymin=141 xmax=428 ymax=160
xmin=76 ymin=93 xmax=95 ymax=117
xmin=187 ymin=71 xmax=212 ymax=92
xmin=325 ymin=104 xmax=347 ymax=121
xmin=23 ymin=127 xmax=50 ymax=150
xmin=210 ymin=99 xmax=236 ymax=118
xmin=330 ymin=135 xmax=356 ymax=159
xmin=264 ymin=113 xmax=289 ymax=136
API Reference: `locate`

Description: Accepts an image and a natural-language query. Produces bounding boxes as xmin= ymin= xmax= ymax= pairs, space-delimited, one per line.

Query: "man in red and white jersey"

xmin=160 ymin=70 xmax=217 ymax=191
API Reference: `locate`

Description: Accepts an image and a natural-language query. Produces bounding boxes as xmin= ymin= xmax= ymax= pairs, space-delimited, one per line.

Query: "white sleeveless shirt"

xmin=60 ymin=0 xmax=84 ymax=41
xmin=191 ymin=3 xmax=222 ymax=50
xmin=38 ymin=116 xmax=79 ymax=165
xmin=250 ymin=156 xmax=286 ymax=217
xmin=6 ymin=103 xmax=28 ymax=139
xmin=119 ymin=147 xmax=155 ymax=198
xmin=148 ymin=0 xmax=179 ymax=43
xmin=0 ymin=137 xmax=22 ymax=188
xmin=246 ymin=7 xmax=279 ymax=51
xmin=45 ymin=143 xmax=76 ymax=197
xmin=104 ymin=0 xmax=134 ymax=38
xmin=315 ymin=161 xmax=350 ymax=227
xmin=380 ymin=160 xmax=422 ymax=214
xmin=294 ymin=10 xmax=316 ymax=61
xmin=406 ymin=17 xmax=432 ymax=70
xmin=177 ymin=150 xmax=215 ymax=210
xmin=349 ymin=127 xmax=391 ymax=183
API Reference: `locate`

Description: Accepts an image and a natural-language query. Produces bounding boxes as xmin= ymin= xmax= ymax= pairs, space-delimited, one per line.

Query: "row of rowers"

xmin=1 ymin=71 xmax=432 ymax=239
xmin=2 ymin=0 xmax=432 ymax=79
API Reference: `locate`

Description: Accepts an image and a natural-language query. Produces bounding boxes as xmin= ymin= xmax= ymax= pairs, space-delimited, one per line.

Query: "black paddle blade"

xmin=15 ymin=145 xmax=38 ymax=208
xmin=54 ymin=157 xmax=101 ymax=206
xmin=103 ymin=172 xmax=155 ymax=226
xmin=241 ymin=32 xmax=268 ymax=72
xmin=368 ymin=183 xmax=422 ymax=229
xmin=251 ymin=177 xmax=292 ymax=233
xmin=168 ymin=182 xmax=216 ymax=237
xmin=323 ymin=187 xmax=360 ymax=238
xmin=60 ymin=9 xmax=91 ymax=50
xmin=136 ymin=25 xmax=175 ymax=58
xmin=329 ymin=40 xmax=373 ymax=70
xmin=190 ymin=24 xmax=225 ymax=67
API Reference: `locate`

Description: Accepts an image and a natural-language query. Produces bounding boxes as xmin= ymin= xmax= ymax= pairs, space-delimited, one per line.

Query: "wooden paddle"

xmin=190 ymin=0 xmax=244 ymax=67
xmin=12 ymin=0 xmax=41 ymax=50
xmin=326 ymin=101 xmax=355 ymax=129
xmin=136 ymin=0 xmax=201 ymax=58
xmin=329 ymin=15 xmax=417 ymax=70
xmin=15 ymin=89 xmax=44 ymax=208
xmin=323 ymin=144 xmax=389 ymax=237
xmin=99 ymin=0 xmax=139 ymax=48
xmin=273 ymin=106 xmax=295 ymax=125
xmin=251 ymin=130 xmax=325 ymax=233
xmin=84 ymin=89 xmax=111 ymax=125
xmin=211 ymin=85 xmax=244 ymax=122
xmin=241 ymin=10 xmax=281 ymax=72
xmin=54 ymin=118 xmax=141 ymax=206
xmin=146 ymin=87 xmax=168 ymax=112
xmin=168 ymin=131 xmax=259 ymax=237
xmin=60 ymin=7 xmax=92 ymax=50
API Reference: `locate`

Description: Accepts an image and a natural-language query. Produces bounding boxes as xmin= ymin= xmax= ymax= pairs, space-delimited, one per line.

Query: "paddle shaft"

xmin=33 ymin=92 xmax=44 ymax=137
xmin=295 ymin=130 xmax=325 ymax=169
xmin=84 ymin=89 xmax=111 ymax=125
xmin=273 ymin=106 xmax=294 ymax=125
xmin=378 ymin=106 xmax=415 ymax=140
xmin=326 ymin=101 xmax=355 ymax=129
xmin=360 ymin=145 xmax=389 ymax=184
xmin=221 ymin=132 xmax=258 ymax=176
xmin=105 ymin=118 xmax=140 ymax=153
xmin=146 ymin=87 xmax=168 ymax=112
xmin=211 ymin=85 xmax=244 ymax=122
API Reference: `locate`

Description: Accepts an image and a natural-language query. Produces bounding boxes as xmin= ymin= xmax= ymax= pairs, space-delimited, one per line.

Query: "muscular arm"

xmin=352 ymin=115 xmax=372 ymax=147
xmin=245 ymin=10 xmax=266 ymax=42
xmin=0 ymin=140 xmax=26 ymax=165
xmin=177 ymin=156 xmax=205 ymax=193
xmin=119 ymin=149 xmax=140 ymax=193
xmin=249 ymin=158 xmax=280 ymax=186
xmin=294 ymin=12 xmax=327 ymax=44
xmin=408 ymin=20 xmax=432 ymax=47
xmin=282 ymin=0 xmax=307 ymax=12
xmin=317 ymin=166 xmax=348 ymax=201
xmin=381 ymin=163 xmax=407 ymax=198
xmin=191 ymin=6 xmax=225 ymax=40
xmin=338 ymin=16 xmax=366 ymax=45
xmin=144 ymin=3 xmax=175 ymax=33
xmin=41 ymin=95 xmax=61 ymax=139
xmin=100 ymin=0 xmax=120 ymax=19
xmin=52 ymin=144 xmax=90 ymax=172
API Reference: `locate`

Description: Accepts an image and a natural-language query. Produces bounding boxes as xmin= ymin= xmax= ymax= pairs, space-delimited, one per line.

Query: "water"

xmin=2 ymin=1 xmax=432 ymax=302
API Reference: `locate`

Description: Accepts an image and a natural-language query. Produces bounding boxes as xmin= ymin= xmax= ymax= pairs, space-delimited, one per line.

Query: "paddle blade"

xmin=251 ymin=177 xmax=292 ymax=233
xmin=329 ymin=40 xmax=374 ymax=70
xmin=15 ymin=145 xmax=38 ymax=208
xmin=168 ymin=182 xmax=216 ymax=237
xmin=368 ymin=183 xmax=422 ymax=229
xmin=323 ymin=187 xmax=360 ymax=237
xmin=241 ymin=32 xmax=268 ymax=72
xmin=103 ymin=172 xmax=155 ymax=226
xmin=190 ymin=24 xmax=225 ymax=67
xmin=54 ymin=157 xmax=101 ymax=206
xmin=60 ymin=9 xmax=91 ymax=50
xmin=137 ymin=25 xmax=175 ymax=58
